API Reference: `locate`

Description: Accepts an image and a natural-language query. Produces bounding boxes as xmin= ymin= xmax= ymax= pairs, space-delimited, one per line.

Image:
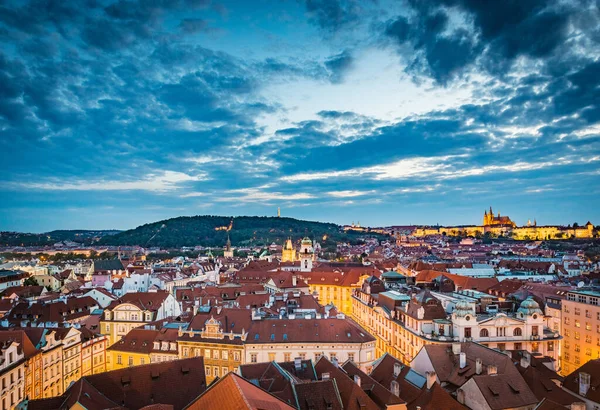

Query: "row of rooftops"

xmin=26 ymin=338 xmax=600 ymax=410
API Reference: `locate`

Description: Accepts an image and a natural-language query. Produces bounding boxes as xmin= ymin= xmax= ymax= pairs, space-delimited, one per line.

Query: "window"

xmin=591 ymin=297 xmax=598 ymax=306
xmin=565 ymin=317 xmax=570 ymax=325
xmin=367 ymin=351 xmax=372 ymax=361
xmin=128 ymin=356 xmax=133 ymax=366
xmin=480 ymin=329 xmax=489 ymax=337
xmin=514 ymin=327 xmax=522 ymax=336
xmin=213 ymin=350 xmax=219 ymax=360
xmin=314 ymin=353 xmax=322 ymax=361
xmin=575 ymin=344 xmax=581 ymax=352
xmin=213 ymin=366 xmax=219 ymax=377
xmin=284 ymin=353 xmax=291 ymax=362
xmin=347 ymin=353 xmax=354 ymax=362
xmin=268 ymin=353 xmax=276 ymax=362
xmin=548 ymin=341 xmax=554 ymax=351
xmin=117 ymin=355 xmax=122 ymax=365
xmin=586 ymin=310 xmax=592 ymax=318
xmin=222 ymin=366 xmax=228 ymax=375
xmin=497 ymin=343 xmax=505 ymax=351
xmin=586 ymin=348 xmax=592 ymax=356
xmin=586 ymin=335 xmax=592 ymax=343
xmin=205 ymin=366 xmax=211 ymax=376
xmin=222 ymin=350 xmax=228 ymax=360
xmin=183 ymin=348 xmax=189 ymax=358
xmin=234 ymin=351 xmax=240 ymax=361
xmin=587 ymin=322 xmax=592 ymax=331
xmin=532 ymin=326 xmax=539 ymax=336
xmin=464 ymin=327 xmax=472 ymax=338
xmin=140 ymin=358 xmax=145 ymax=365
xmin=205 ymin=349 xmax=211 ymax=358
xmin=299 ymin=353 xmax=306 ymax=360
xmin=575 ymin=331 xmax=580 ymax=340
xmin=575 ymin=308 xmax=581 ymax=315
xmin=250 ymin=353 xmax=257 ymax=363
xmin=575 ymin=320 xmax=581 ymax=328
xmin=514 ymin=343 xmax=522 ymax=350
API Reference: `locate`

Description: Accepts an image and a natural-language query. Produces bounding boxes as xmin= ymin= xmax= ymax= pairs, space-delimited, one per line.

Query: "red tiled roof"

xmin=185 ymin=372 xmax=296 ymax=410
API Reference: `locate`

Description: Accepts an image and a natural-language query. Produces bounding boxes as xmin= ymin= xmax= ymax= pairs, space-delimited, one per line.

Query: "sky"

xmin=0 ymin=0 xmax=599 ymax=232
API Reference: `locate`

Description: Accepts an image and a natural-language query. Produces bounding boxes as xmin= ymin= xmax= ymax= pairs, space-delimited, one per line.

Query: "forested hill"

xmin=0 ymin=230 xmax=120 ymax=247
xmin=98 ymin=215 xmax=384 ymax=248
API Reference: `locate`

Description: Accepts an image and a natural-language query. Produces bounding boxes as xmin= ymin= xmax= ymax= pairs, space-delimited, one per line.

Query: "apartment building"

xmin=100 ymin=290 xmax=181 ymax=346
xmin=561 ymin=289 xmax=600 ymax=376
xmin=0 ymin=333 xmax=26 ymax=410
xmin=352 ymin=276 xmax=561 ymax=365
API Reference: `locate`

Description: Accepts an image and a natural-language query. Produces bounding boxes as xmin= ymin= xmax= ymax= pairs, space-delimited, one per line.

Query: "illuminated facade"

xmin=281 ymin=238 xmax=296 ymax=262
xmin=412 ymin=208 xmax=595 ymax=240
xmin=561 ymin=289 xmax=600 ymax=376
xmin=352 ymin=281 xmax=561 ymax=366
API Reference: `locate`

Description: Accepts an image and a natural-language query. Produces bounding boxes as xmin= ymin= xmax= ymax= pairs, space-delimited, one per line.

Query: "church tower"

xmin=224 ymin=233 xmax=233 ymax=258
xmin=281 ymin=237 xmax=296 ymax=262
xmin=299 ymin=237 xmax=313 ymax=272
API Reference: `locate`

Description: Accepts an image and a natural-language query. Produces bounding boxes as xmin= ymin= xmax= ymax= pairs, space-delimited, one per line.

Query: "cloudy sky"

xmin=0 ymin=0 xmax=599 ymax=232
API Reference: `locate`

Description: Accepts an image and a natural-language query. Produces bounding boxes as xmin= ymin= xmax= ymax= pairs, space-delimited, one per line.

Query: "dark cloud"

xmin=385 ymin=0 xmax=585 ymax=83
xmin=304 ymin=0 xmax=360 ymax=32
xmin=325 ymin=50 xmax=354 ymax=83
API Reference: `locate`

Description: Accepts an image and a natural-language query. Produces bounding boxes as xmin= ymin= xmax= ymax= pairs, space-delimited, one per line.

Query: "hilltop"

xmin=98 ymin=215 xmax=383 ymax=248
xmin=0 ymin=230 xmax=121 ymax=247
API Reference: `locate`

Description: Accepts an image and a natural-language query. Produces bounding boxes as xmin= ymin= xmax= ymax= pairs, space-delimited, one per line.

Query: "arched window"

xmin=514 ymin=327 xmax=522 ymax=336
xmin=480 ymin=328 xmax=489 ymax=337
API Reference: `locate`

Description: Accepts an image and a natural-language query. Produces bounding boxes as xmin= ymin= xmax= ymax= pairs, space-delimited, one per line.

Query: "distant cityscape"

xmin=0 ymin=210 xmax=597 ymax=409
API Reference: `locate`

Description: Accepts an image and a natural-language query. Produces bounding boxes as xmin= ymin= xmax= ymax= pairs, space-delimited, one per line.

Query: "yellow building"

xmin=101 ymin=291 xmax=175 ymax=346
xmin=40 ymin=330 xmax=64 ymax=398
xmin=412 ymin=207 xmax=595 ymax=240
xmin=299 ymin=268 xmax=376 ymax=315
xmin=81 ymin=331 xmax=107 ymax=376
xmin=177 ymin=311 xmax=248 ymax=383
xmin=281 ymin=238 xmax=296 ymax=262
xmin=0 ymin=335 xmax=26 ymax=409
xmin=561 ymin=289 xmax=600 ymax=376
xmin=54 ymin=328 xmax=82 ymax=392
xmin=107 ymin=328 xmax=179 ymax=371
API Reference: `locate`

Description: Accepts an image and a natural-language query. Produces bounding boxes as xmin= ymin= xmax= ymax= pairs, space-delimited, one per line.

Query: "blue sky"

xmin=0 ymin=0 xmax=599 ymax=232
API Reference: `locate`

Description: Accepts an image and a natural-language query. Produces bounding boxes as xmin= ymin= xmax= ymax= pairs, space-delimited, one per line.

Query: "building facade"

xmin=561 ymin=289 xmax=600 ymax=376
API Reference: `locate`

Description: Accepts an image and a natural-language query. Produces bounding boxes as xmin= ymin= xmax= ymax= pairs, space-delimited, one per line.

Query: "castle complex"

xmin=413 ymin=207 xmax=596 ymax=240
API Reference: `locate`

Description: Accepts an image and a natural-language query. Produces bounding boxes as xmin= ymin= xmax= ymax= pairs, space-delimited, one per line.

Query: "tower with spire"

xmin=224 ymin=233 xmax=233 ymax=258
xmin=281 ymin=237 xmax=296 ymax=262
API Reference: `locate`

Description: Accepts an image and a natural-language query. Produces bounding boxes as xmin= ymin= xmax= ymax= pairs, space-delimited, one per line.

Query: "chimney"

xmin=390 ymin=380 xmax=400 ymax=397
xmin=332 ymin=356 xmax=339 ymax=368
xmin=476 ymin=358 xmax=482 ymax=375
xmin=459 ymin=352 xmax=467 ymax=369
xmin=426 ymin=371 xmax=436 ymax=390
xmin=579 ymin=372 xmax=591 ymax=396
xmin=520 ymin=352 xmax=531 ymax=369
xmin=354 ymin=375 xmax=361 ymax=387
xmin=487 ymin=365 xmax=497 ymax=375
xmin=393 ymin=362 xmax=402 ymax=377
xmin=322 ymin=372 xmax=330 ymax=380
xmin=292 ymin=276 xmax=297 ymax=287
xmin=294 ymin=357 xmax=302 ymax=371
xmin=571 ymin=403 xmax=586 ymax=410
xmin=452 ymin=343 xmax=461 ymax=354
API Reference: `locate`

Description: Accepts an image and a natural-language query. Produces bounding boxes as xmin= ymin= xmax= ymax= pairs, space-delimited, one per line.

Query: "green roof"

xmin=381 ymin=271 xmax=405 ymax=278
xmin=379 ymin=291 xmax=411 ymax=301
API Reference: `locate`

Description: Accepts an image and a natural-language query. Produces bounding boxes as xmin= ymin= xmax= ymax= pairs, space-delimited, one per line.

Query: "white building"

xmin=451 ymin=297 xmax=559 ymax=361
